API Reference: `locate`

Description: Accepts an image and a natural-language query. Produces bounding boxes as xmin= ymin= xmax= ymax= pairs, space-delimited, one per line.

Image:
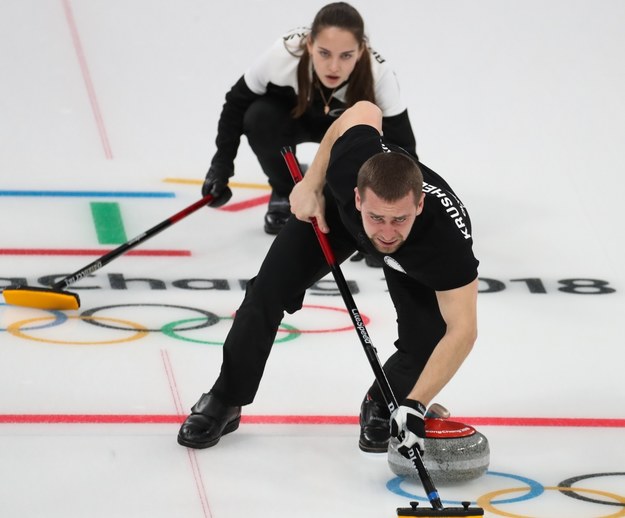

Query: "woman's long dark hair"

xmin=291 ymin=2 xmax=375 ymax=118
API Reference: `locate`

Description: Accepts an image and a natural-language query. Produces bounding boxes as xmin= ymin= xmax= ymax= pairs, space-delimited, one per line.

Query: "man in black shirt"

xmin=179 ymin=101 xmax=479 ymax=458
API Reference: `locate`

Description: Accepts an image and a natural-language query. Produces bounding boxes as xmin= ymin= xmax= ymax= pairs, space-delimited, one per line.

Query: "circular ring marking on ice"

xmin=558 ymin=473 xmax=625 ymax=507
xmin=0 ymin=303 xmax=68 ymax=331
xmin=161 ymin=317 xmax=300 ymax=345
xmin=80 ymin=304 xmax=219 ymax=332
xmin=386 ymin=471 xmax=544 ymax=506
xmin=280 ymin=304 xmax=370 ymax=333
xmin=477 ymin=486 xmax=625 ymax=518
xmin=7 ymin=315 xmax=147 ymax=345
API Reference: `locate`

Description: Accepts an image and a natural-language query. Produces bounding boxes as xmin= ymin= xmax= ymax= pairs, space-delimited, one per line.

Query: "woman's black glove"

xmin=202 ymin=165 xmax=233 ymax=208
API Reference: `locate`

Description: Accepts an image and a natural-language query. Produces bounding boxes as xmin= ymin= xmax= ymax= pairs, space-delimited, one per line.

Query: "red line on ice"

xmin=1 ymin=414 xmax=624 ymax=428
xmin=0 ymin=248 xmax=190 ymax=256
xmin=61 ymin=0 xmax=113 ymax=159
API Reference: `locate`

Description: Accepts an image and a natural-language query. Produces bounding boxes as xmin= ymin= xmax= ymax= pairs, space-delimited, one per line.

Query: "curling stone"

xmin=388 ymin=404 xmax=489 ymax=484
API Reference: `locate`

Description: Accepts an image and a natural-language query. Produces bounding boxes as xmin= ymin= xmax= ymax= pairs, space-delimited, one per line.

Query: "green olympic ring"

xmin=161 ymin=316 xmax=300 ymax=345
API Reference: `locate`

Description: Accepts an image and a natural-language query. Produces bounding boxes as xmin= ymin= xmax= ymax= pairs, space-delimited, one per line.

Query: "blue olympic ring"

xmin=0 ymin=303 xmax=68 ymax=331
xmin=386 ymin=470 xmax=544 ymax=506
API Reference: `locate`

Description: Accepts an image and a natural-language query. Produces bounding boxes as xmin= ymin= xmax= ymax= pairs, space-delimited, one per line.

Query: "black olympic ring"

xmin=558 ymin=472 xmax=625 ymax=506
xmin=80 ymin=304 xmax=220 ymax=333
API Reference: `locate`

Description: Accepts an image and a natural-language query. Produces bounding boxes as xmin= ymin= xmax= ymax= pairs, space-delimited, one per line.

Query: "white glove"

xmin=390 ymin=399 xmax=426 ymax=457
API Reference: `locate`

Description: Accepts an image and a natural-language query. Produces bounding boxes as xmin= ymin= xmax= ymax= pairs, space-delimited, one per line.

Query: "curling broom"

xmin=2 ymin=192 xmax=224 ymax=311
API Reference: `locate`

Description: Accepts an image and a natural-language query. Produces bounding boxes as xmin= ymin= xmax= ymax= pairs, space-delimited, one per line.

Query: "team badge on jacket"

xmin=383 ymin=256 xmax=406 ymax=273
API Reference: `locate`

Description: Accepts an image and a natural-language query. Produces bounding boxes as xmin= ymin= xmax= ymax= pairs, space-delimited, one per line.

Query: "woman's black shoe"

xmin=264 ymin=192 xmax=290 ymax=234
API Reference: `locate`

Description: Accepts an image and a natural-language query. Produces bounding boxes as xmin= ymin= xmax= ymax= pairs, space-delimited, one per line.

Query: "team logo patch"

xmin=383 ymin=256 xmax=406 ymax=273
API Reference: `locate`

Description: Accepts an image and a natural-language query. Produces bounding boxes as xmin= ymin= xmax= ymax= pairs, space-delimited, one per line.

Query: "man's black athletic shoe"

xmin=359 ymin=395 xmax=391 ymax=453
xmin=177 ymin=392 xmax=241 ymax=449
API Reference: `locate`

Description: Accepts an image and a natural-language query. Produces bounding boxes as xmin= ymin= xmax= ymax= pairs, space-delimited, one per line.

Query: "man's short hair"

xmin=357 ymin=152 xmax=423 ymax=204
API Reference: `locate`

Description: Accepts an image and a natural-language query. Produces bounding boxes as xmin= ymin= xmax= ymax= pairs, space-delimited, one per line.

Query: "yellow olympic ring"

xmin=7 ymin=316 xmax=147 ymax=345
xmin=477 ymin=486 xmax=625 ymax=518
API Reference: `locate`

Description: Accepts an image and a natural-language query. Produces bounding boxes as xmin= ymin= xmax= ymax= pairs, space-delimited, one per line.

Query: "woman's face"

xmin=307 ymin=26 xmax=364 ymax=88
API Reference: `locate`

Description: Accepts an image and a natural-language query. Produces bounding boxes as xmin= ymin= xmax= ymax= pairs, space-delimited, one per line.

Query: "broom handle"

xmin=281 ymin=147 xmax=443 ymax=510
xmin=53 ymin=194 xmax=214 ymax=289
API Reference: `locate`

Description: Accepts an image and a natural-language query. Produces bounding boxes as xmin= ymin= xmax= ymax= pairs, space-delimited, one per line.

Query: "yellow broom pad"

xmin=2 ymin=287 xmax=80 ymax=310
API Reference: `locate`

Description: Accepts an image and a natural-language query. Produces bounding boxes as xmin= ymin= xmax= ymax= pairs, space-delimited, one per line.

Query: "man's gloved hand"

xmin=202 ymin=165 xmax=233 ymax=208
xmin=390 ymin=398 xmax=426 ymax=457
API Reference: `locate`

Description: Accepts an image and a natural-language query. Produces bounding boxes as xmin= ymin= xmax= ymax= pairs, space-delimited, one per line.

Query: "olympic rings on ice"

xmin=0 ymin=302 xmax=364 ymax=345
xmin=387 ymin=471 xmax=625 ymax=517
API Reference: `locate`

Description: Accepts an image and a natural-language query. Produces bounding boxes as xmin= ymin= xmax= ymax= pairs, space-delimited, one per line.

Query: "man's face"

xmin=355 ymin=187 xmax=424 ymax=254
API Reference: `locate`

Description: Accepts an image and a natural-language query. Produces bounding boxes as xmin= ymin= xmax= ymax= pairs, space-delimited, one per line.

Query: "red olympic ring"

xmin=275 ymin=304 xmax=371 ymax=334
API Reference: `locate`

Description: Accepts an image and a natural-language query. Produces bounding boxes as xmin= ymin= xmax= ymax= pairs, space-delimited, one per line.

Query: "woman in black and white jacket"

xmin=203 ymin=2 xmax=417 ymax=236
